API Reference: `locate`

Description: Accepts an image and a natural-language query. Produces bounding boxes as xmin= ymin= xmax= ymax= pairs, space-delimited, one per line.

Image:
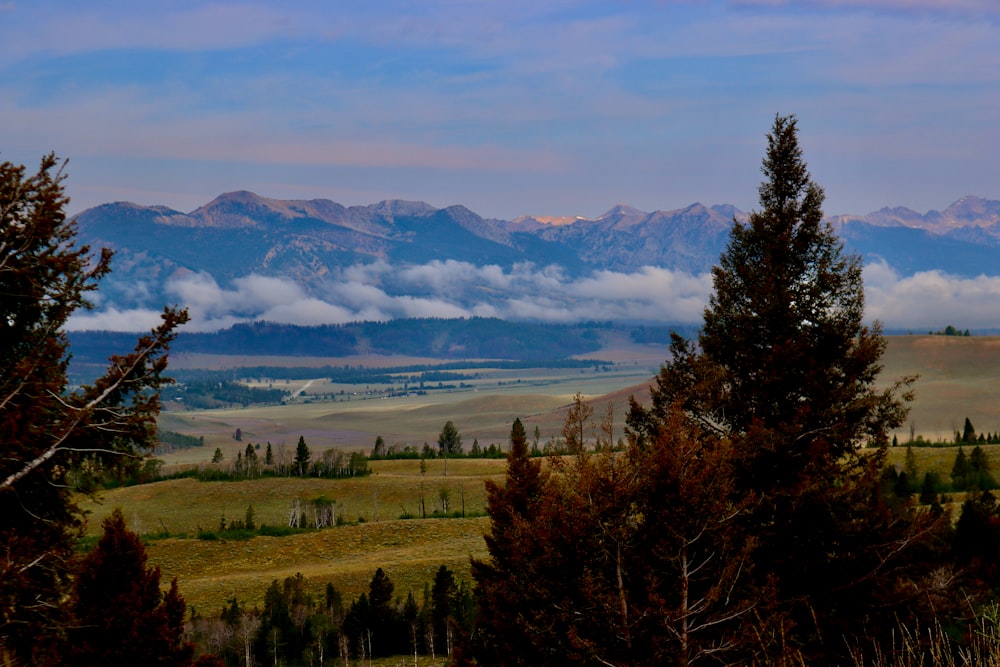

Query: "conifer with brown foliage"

xmin=628 ymin=114 xmax=954 ymax=660
xmin=62 ymin=508 xmax=196 ymax=666
xmin=473 ymin=412 xmax=788 ymax=665
xmin=473 ymin=116 xmax=959 ymax=665
xmin=0 ymin=154 xmax=188 ymax=663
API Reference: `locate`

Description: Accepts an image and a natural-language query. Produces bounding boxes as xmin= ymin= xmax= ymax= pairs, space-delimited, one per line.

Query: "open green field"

xmin=78 ymin=334 xmax=1000 ymax=617
xmin=79 ymin=458 xmax=505 ymax=612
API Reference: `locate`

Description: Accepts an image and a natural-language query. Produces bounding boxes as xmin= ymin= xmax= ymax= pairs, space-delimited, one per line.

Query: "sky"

xmin=4 ymin=0 xmax=1000 ymax=333
xmin=2 ymin=0 xmax=998 ymax=222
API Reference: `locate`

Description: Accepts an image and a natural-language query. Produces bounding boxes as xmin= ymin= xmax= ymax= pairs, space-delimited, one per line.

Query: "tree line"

xmin=187 ymin=565 xmax=475 ymax=666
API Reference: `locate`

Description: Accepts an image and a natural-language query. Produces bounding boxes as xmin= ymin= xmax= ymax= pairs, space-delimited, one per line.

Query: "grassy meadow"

xmin=78 ymin=458 xmax=504 ymax=611
xmin=77 ymin=335 xmax=1000 ymax=616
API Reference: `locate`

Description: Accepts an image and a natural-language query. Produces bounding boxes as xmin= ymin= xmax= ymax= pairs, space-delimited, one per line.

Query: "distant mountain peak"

xmin=598 ymin=204 xmax=647 ymax=220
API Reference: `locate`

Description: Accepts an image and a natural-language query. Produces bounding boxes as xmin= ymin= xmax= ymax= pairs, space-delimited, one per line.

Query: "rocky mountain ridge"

xmin=72 ymin=192 xmax=1000 ymax=316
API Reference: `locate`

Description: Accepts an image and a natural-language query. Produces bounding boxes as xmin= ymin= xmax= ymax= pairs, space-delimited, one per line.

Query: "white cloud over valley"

xmin=66 ymin=260 xmax=1000 ymax=334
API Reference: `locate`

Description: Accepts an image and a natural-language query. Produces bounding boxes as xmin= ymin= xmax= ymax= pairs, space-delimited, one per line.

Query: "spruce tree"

xmin=470 ymin=419 xmax=544 ymax=665
xmin=63 ymin=509 xmax=195 ymax=666
xmin=634 ymin=115 xmax=912 ymax=467
xmin=294 ymin=436 xmax=311 ymax=476
xmin=963 ymin=417 xmax=977 ymax=444
xmin=628 ymin=115 xmax=946 ymax=660
xmin=952 ymin=446 xmax=970 ymax=491
xmin=438 ymin=420 xmax=462 ymax=455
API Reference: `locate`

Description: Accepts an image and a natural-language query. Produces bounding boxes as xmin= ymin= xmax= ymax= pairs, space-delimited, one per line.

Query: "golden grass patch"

xmin=146 ymin=518 xmax=489 ymax=612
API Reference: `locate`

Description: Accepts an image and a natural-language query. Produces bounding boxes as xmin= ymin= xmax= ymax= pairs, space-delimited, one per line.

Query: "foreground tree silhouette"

xmin=629 ymin=115 xmax=952 ymax=660
xmin=0 ymin=155 xmax=188 ymax=662
xmin=62 ymin=508 xmax=195 ymax=666
xmin=470 ymin=418 xmax=544 ymax=665
xmin=473 ymin=411 xmax=777 ymax=665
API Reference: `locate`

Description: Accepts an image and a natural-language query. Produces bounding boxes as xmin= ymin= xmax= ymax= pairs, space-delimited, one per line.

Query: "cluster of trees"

xmin=894 ymin=441 xmax=996 ymax=503
xmin=187 ymin=565 xmax=474 ymax=666
xmin=470 ymin=116 xmax=989 ymax=665
xmin=931 ymin=324 xmax=972 ymax=336
xmin=161 ymin=380 xmax=290 ymax=409
xmin=955 ymin=417 xmax=1000 ymax=445
xmin=195 ymin=440 xmax=369 ymax=483
xmin=159 ymin=429 xmax=207 ymax=452
xmin=371 ymin=406 xmax=624 ymax=464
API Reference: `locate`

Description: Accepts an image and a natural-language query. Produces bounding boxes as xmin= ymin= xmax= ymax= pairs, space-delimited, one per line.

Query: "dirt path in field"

xmin=291 ymin=379 xmax=316 ymax=398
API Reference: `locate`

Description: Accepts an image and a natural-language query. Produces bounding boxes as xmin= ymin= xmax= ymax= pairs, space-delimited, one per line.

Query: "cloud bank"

xmin=66 ymin=259 xmax=1000 ymax=334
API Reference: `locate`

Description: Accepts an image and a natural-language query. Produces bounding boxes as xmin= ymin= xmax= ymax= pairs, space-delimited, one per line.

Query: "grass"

xmin=145 ymin=517 xmax=489 ymax=614
xmin=81 ymin=458 xmax=503 ymax=535
xmin=77 ymin=458 xmax=504 ymax=612
xmin=884 ymin=442 xmax=1000 ymax=483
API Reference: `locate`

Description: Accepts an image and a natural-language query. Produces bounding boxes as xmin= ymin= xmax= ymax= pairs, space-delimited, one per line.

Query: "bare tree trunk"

xmin=616 ymin=542 xmax=632 ymax=659
xmin=425 ymin=625 xmax=436 ymax=662
xmin=339 ymin=633 xmax=350 ymax=667
xmin=680 ymin=545 xmax=690 ymax=667
xmin=410 ymin=622 xmax=418 ymax=667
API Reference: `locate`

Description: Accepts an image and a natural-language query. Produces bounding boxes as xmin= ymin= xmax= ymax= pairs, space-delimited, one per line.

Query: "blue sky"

xmin=2 ymin=0 xmax=998 ymax=221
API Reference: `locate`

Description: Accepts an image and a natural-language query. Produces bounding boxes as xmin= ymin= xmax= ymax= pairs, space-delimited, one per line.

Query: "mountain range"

xmin=72 ymin=192 xmax=1000 ymax=328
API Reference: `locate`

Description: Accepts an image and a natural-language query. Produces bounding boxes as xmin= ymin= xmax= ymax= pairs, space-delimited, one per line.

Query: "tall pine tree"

xmin=471 ymin=418 xmax=544 ymax=665
xmin=628 ymin=115 xmax=950 ymax=660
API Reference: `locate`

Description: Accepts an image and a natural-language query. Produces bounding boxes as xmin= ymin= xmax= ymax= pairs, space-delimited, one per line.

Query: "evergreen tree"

xmin=561 ymin=392 xmax=593 ymax=455
xmin=627 ymin=115 xmax=946 ymax=660
xmin=970 ymin=444 xmax=990 ymax=473
xmin=431 ymin=565 xmax=458 ymax=657
xmin=294 ymin=436 xmax=311 ymax=476
xmin=0 ymin=155 xmax=187 ymax=663
xmin=63 ymin=509 xmax=195 ymax=666
xmin=265 ymin=442 xmax=274 ymax=465
xmin=919 ymin=472 xmax=941 ymax=507
xmin=952 ymin=446 xmax=970 ymax=490
xmin=954 ymin=490 xmax=1000 ymax=587
xmin=473 ymin=407 xmax=774 ymax=665
xmin=471 ymin=418 xmax=545 ymax=664
xmin=633 ymin=114 xmax=913 ymax=461
xmin=963 ymin=417 xmax=977 ymax=444
xmin=368 ymin=567 xmax=398 ymax=655
xmin=438 ymin=420 xmax=462 ymax=455
xmin=904 ymin=443 xmax=919 ymax=486
xmin=968 ymin=444 xmax=994 ymax=490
